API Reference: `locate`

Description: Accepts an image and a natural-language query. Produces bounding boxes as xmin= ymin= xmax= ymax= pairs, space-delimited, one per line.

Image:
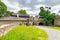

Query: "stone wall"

xmin=28 ymin=16 xmax=44 ymax=25
xmin=1 ymin=16 xmax=60 ymax=26
xmin=0 ymin=20 xmax=27 ymax=25
xmin=0 ymin=20 xmax=19 ymax=25
xmin=54 ymin=18 xmax=60 ymax=26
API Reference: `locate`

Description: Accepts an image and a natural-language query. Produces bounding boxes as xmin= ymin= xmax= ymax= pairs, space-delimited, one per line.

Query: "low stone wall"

xmin=0 ymin=20 xmax=19 ymax=25
xmin=0 ymin=20 xmax=29 ymax=26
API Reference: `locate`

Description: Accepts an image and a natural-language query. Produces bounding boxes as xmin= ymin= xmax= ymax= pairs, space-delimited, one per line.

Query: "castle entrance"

xmin=39 ymin=22 xmax=44 ymax=25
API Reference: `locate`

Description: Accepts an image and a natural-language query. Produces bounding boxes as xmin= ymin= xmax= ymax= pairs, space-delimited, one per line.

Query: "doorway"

xmin=39 ymin=22 xmax=44 ymax=25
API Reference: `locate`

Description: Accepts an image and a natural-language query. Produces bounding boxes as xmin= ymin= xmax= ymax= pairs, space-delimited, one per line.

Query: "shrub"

xmin=19 ymin=22 xmax=24 ymax=25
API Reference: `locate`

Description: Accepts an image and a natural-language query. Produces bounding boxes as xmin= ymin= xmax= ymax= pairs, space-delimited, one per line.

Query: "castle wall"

xmin=54 ymin=18 xmax=60 ymax=26
xmin=0 ymin=20 xmax=27 ymax=25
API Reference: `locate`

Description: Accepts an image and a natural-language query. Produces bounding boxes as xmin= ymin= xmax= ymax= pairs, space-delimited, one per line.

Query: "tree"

xmin=5 ymin=11 xmax=14 ymax=16
xmin=0 ymin=1 xmax=7 ymax=17
xmin=18 ymin=10 xmax=27 ymax=14
xmin=39 ymin=7 xmax=46 ymax=17
xmin=39 ymin=6 xmax=56 ymax=25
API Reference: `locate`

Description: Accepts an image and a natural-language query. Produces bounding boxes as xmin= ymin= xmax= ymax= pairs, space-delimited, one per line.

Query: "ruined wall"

xmin=0 ymin=20 xmax=19 ymax=25
xmin=0 ymin=20 xmax=27 ymax=25
xmin=54 ymin=18 xmax=60 ymax=26
xmin=29 ymin=16 xmax=44 ymax=25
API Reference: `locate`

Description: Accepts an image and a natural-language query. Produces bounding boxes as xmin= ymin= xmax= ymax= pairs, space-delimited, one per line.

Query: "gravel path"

xmin=36 ymin=26 xmax=60 ymax=40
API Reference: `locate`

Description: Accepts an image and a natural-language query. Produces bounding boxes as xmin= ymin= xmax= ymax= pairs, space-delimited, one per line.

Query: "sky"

xmin=1 ymin=0 xmax=60 ymax=16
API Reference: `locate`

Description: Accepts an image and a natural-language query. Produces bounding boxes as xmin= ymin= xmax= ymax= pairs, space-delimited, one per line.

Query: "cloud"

xmin=2 ymin=0 xmax=21 ymax=12
xmin=2 ymin=0 xmax=37 ymax=15
xmin=2 ymin=0 xmax=31 ymax=13
xmin=37 ymin=0 xmax=44 ymax=2
xmin=35 ymin=4 xmax=49 ymax=10
xmin=21 ymin=7 xmax=31 ymax=10
xmin=51 ymin=5 xmax=60 ymax=11
xmin=25 ymin=0 xmax=31 ymax=4
xmin=51 ymin=5 xmax=60 ymax=15
xmin=2 ymin=0 xmax=60 ymax=16
xmin=34 ymin=4 xmax=47 ymax=9
xmin=27 ymin=10 xmax=40 ymax=16
xmin=34 ymin=4 xmax=47 ymax=13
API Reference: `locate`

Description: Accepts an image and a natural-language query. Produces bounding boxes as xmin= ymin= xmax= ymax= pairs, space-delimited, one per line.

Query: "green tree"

xmin=39 ymin=7 xmax=56 ymax=25
xmin=0 ymin=1 xmax=7 ymax=17
xmin=5 ymin=11 xmax=14 ymax=16
xmin=39 ymin=7 xmax=46 ymax=17
xmin=18 ymin=10 xmax=27 ymax=14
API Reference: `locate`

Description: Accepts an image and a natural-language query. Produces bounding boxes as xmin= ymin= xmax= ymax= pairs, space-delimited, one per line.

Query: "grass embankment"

xmin=0 ymin=25 xmax=48 ymax=40
xmin=49 ymin=26 xmax=60 ymax=30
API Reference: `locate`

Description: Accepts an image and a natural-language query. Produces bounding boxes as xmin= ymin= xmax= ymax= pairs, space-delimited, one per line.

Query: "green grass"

xmin=49 ymin=26 xmax=60 ymax=30
xmin=0 ymin=25 xmax=48 ymax=40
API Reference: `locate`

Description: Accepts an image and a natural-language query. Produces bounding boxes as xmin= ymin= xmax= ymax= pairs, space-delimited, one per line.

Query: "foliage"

xmin=18 ymin=9 xmax=27 ymax=14
xmin=19 ymin=22 xmax=24 ymax=25
xmin=0 ymin=1 xmax=7 ymax=17
xmin=39 ymin=6 xmax=56 ymax=25
xmin=5 ymin=11 xmax=14 ymax=16
xmin=0 ymin=25 xmax=48 ymax=40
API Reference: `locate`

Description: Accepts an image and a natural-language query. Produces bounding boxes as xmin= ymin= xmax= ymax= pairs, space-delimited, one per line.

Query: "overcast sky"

xmin=1 ymin=0 xmax=60 ymax=16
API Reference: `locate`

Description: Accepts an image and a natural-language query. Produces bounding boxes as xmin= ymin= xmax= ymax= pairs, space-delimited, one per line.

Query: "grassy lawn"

xmin=0 ymin=25 xmax=48 ymax=40
xmin=49 ymin=26 xmax=60 ymax=30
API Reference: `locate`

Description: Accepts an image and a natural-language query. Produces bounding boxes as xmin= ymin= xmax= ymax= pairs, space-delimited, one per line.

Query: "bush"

xmin=19 ymin=22 xmax=24 ymax=25
xmin=0 ymin=26 xmax=48 ymax=40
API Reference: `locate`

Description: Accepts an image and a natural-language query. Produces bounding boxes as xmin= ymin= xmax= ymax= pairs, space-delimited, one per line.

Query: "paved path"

xmin=36 ymin=26 xmax=60 ymax=40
